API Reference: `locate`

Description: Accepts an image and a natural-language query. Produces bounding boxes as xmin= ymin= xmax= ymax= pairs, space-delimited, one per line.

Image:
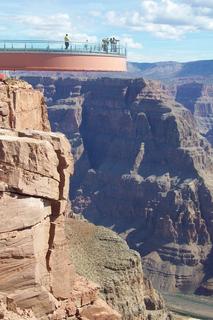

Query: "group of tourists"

xmin=101 ymin=37 xmax=120 ymax=53
xmin=64 ymin=34 xmax=120 ymax=53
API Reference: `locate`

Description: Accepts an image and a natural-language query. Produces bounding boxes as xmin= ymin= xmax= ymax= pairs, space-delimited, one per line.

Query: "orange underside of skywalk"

xmin=0 ymin=52 xmax=127 ymax=72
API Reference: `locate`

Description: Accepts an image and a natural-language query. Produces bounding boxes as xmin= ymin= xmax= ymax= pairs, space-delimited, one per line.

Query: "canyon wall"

xmin=0 ymin=79 xmax=170 ymax=320
xmin=24 ymin=77 xmax=213 ymax=296
xmin=174 ymin=82 xmax=213 ymax=146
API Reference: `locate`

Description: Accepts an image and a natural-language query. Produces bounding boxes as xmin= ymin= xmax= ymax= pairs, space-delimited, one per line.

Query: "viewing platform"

xmin=0 ymin=40 xmax=127 ymax=72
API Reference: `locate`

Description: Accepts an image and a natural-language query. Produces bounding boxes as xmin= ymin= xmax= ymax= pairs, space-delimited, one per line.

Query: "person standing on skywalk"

xmin=64 ymin=34 xmax=70 ymax=49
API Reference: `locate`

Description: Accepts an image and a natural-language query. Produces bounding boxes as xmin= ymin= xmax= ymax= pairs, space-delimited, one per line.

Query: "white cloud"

xmin=106 ymin=11 xmax=128 ymax=26
xmin=121 ymin=36 xmax=143 ymax=49
xmin=143 ymin=23 xmax=196 ymax=39
xmin=10 ymin=14 xmax=97 ymax=42
xmin=105 ymin=0 xmax=213 ymax=39
xmin=15 ymin=14 xmax=72 ymax=37
xmin=141 ymin=0 xmax=192 ymax=26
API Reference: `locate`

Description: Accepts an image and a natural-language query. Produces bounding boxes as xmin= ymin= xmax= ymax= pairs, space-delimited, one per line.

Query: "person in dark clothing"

xmin=110 ymin=37 xmax=113 ymax=52
xmin=102 ymin=38 xmax=109 ymax=53
xmin=112 ymin=37 xmax=119 ymax=52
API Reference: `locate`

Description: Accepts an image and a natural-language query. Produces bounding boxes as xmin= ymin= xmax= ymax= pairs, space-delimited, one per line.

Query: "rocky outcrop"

xmin=0 ymin=79 xmax=50 ymax=131
xmin=0 ymin=299 xmax=36 ymax=320
xmin=66 ymin=218 xmax=169 ymax=320
xmin=26 ymin=77 xmax=213 ymax=295
xmin=0 ymin=80 xmax=122 ymax=319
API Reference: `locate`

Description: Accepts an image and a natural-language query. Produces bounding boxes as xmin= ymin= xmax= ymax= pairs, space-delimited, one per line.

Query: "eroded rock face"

xmin=76 ymin=79 xmax=213 ymax=293
xmin=0 ymin=80 xmax=121 ymax=320
xmin=0 ymin=128 xmax=79 ymax=319
xmin=66 ymin=219 xmax=169 ymax=320
xmin=28 ymin=77 xmax=213 ymax=295
xmin=0 ymin=79 xmax=50 ymax=131
xmin=175 ymin=82 xmax=213 ymax=142
xmin=0 ymin=299 xmax=37 ymax=320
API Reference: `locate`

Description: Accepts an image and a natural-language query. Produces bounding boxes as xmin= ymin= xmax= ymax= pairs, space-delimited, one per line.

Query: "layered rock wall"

xmin=175 ymin=82 xmax=213 ymax=141
xmin=0 ymin=79 xmax=171 ymax=320
xmin=27 ymin=77 xmax=213 ymax=295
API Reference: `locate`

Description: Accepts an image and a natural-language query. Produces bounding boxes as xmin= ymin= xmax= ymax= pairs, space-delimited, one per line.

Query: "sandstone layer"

xmin=26 ymin=77 xmax=213 ymax=295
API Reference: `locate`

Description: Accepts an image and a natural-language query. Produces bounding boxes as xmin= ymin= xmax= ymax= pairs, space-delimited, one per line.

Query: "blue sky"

xmin=0 ymin=0 xmax=213 ymax=62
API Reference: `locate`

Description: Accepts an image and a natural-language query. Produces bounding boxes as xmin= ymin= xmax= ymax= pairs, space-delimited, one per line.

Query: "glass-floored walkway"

xmin=0 ymin=40 xmax=127 ymax=56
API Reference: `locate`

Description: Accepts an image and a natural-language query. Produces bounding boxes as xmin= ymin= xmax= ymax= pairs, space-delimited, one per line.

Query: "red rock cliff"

xmin=0 ymin=79 xmax=121 ymax=320
xmin=0 ymin=79 xmax=172 ymax=320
